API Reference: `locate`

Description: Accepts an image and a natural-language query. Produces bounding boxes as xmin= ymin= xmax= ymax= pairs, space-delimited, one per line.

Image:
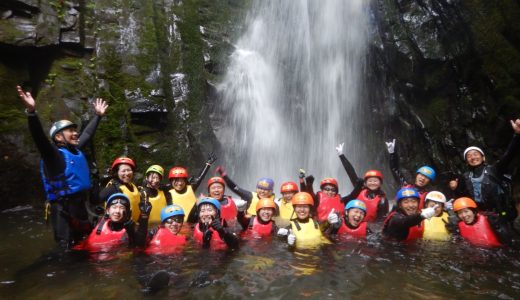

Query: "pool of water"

xmin=1 ymin=206 xmax=520 ymax=299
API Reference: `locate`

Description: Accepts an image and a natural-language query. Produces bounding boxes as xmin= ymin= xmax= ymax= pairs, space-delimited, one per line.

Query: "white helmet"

xmin=463 ymin=146 xmax=484 ymax=160
xmin=425 ymin=191 xmax=447 ymax=203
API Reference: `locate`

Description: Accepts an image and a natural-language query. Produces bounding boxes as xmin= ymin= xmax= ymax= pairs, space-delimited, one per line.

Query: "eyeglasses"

xmin=164 ymin=217 xmax=183 ymax=224
xmin=323 ymin=187 xmax=337 ymax=192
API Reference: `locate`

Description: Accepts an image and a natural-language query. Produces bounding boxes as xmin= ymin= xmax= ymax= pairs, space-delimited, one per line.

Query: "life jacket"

xmin=246 ymin=192 xmax=275 ymax=216
xmin=274 ymin=197 xmax=294 ymax=220
xmin=40 ymin=148 xmax=91 ymax=201
xmin=357 ymin=189 xmax=383 ymax=222
xmin=79 ymin=218 xmax=126 ymax=252
xmin=337 ymin=219 xmax=368 ymax=238
xmin=248 ymin=217 xmax=274 ymax=237
xmin=108 ymin=181 xmax=141 ymax=222
xmin=145 ymin=227 xmax=187 ymax=255
xmin=316 ymin=191 xmax=344 ymax=222
xmin=291 ymin=218 xmax=323 ymax=248
xmin=169 ymin=185 xmax=197 ymax=222
xmin=383 ymin=211 xmax=424 ymax=241
xmin=193 ymin=223 xmax=228 ymax=250
xmin=148 ymin=190 xmax=168 ymax=224
xmin=458 ymin=214 xmax=502 ymax=247
xmin=423 ymin=211 xmax=450 ymax=241
xmin=219 ymin=196 xmax=238 ymax=222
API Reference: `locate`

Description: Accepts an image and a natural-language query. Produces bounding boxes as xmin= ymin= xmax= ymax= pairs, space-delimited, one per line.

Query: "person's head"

xmin=291 ymin=192 xmax=314 ymax=220
xmin=197 ymin=197 xmax=221 ymax=225
xmin=364 ymin=170 xmax=383 ymax=191
xmin=168 ymin=167 xmax=189 ymax=192
xmin=463 ymin=146 xmax=485 ymax=168
xmin=111 ymin=157 xmax=136 ymax=184
xmin=453 ymin=197 xmax=478 ymax=225
xmin=280 ymin=181 xmax=298 ymax=202
xmin=49 ymin=120 xmax=79 ymax=146
xmin=424 ymin=191 xmax=446 ymax=217
xmin=320 ymin=178 xmax=338 ymax=197
xmin=160 ymin=204 xmax=185 ymax=234
xmin=256 ymin=178 xmax=274 ymax=199
xmin=396 ymin=188 xmax=420 ymax=216
xmin=145 ymin=165 xmax=164 ymax=189
xmin=345 ymin=200 xmax=366 ymax=228
xmin=106 ymin=193 xmax=131 ymax=223
xmin=256 ymin=198 xmax=276 ymax=223
xmin=207 ymin=177 xmax=225 ymax=200
xmin=415 ymin=166 xmax=436 ymax=187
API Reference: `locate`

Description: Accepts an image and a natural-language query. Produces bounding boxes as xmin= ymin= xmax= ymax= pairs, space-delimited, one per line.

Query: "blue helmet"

xmin=107 ymin=193 xmax=130 ymax=208
xmin=160 ymin=204 xmax=185 ymax=223
xmin=197 ymin=197 xmax=221 ymax=212
xmin=256 ymin=177 xmax=274 ymax=190
xmin=396 ymin=188 xmax=420 ymax=202
xmin=416 ymin=166 xmax=436 ymax=181
xmin=345 ymin=200 xmax=367 ymax=212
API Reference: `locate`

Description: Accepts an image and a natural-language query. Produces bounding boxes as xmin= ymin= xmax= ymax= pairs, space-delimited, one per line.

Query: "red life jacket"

xmin=317 ymin=191 xmax=344 ymax=222
xmin=193 ymin=223 xmax=228 ymax=250
xmin=403 ymin=184 xmax=427 ymax=209
xmin=357 ymin=189 xmax=383 ymax=222
xmin=145 ymin=227 xmax=187 ymax=255
xmin=220 ymin=196 xmax=238 ymax=222
xmin=458 ymin=214 xmax=502 ymax=248
xmin=248 ymin=217 xmax=274 ymax=237
xmin=337 ymin=220 xmax=367 ymax=238
xmin=383 ymin=211 xmax=424 ymax=241
xmin=79 ymin=219 xmax=126 ymax=252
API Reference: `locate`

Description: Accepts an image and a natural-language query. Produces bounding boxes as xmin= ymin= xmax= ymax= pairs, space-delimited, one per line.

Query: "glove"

xmin=210 ymin=218 xmax=224 ymax=233
xmin=385 ymin=139 xmax=396 ymax=154
xmin=206 ymin=152 xmax=217 ymax=165
xmin=444 ymin=200 xmax=453 ymax=211
xmin=305 ymin=175 xmax=315 ymax=186
xmin=420 ymin=205 xmax=438 ymax=219
xmin=335 ymin=143 xmax=344 ymax=156
xmin=299 ymin=168 xmax=306 ymax=179
xmin=203 ymin=229 xmax=213 ymax=248
xmin=327 ymin=209 xmax=340 ymax=224
xmin=215 ymin=166 xmax=227 ymax=177
xmin=234 ymin=199 xmax=248 ymax=212
xmin=287 ymin=231 xmax=296 ymax=246
xmin=277 ymin=228 xmax=289 ymax=236
xmin=139 ymin=201 xmax=152 ymax=216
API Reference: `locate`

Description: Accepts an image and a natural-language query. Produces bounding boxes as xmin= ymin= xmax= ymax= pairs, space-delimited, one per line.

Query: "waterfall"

xmin=217 ymin=0 xmax=370 ymax=195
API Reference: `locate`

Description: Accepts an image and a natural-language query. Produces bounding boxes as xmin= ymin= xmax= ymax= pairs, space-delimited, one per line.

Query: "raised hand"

xmin=511 ymin=119 xmax=520 ymax=134
xmin=335 ymin=143 xmax=344 ymax=156
xmin=93 ymin=98 xmax=108 ymax=116
xmin=16 ymin=85 xmax=36 ymax=112
xmin=385 ymin=139 xmax=396 ymax=154
xmin=206 ymin=152 xmax=217 ymax=165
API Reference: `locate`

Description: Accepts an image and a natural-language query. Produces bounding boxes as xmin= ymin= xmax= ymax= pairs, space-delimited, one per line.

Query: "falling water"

xmin=217 ymin=0 xmax=370 ymax=193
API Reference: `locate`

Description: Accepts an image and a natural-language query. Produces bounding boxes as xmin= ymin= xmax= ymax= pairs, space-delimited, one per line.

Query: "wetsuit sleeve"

xmin=494 ymin=134 xmax=520 ymax=175
xmin=377 ymin=194 xmax=389 ymax=220
xmin=383 ymin=213 xmax=423 ymax=240
xmin=134 ymin=217 xmax=149 ymax=248
xmin=77 ymin=115 xmax=101 ymax=149
xmin=222 ymin=175 xmax=253 ymax=202
xmin=189 ymin=162 xmax=212 ymax=191
xmin=486 ymin=214 xmax=513 ymax=245
xmin=339 ymin=154 xmax=361 ymax=186
xmin=221 ymin=221 xmax=239 ymax=249
xmin=124 ymin=221 xmax=137 ymax=247
xmin=186 ymin=205 xmax=198 ymax=223
xmin=164 ymin=190 xmax=172 ymax=205
xmin=389 ymin=152 xmax=407 ymax=186
xmin=341 ymin=180 xmax=364 ymax=204
xmin=99 ymin=181 xmax=120 ymax=203
xmin=27 ymin=113 xmax=65 ymax=176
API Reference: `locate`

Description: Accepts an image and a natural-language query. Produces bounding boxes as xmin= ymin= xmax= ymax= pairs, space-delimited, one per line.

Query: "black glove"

xmin=202 ymin=228 xmax=213 ymax=248
xmin=210 ymin=218 xmax=224 ymax=233
xmin=207 ymin=152 xmax=217 ymax=165
xmin=306 ymin=175 xmax=315 ymax=186
xmin=139 ymin=201 xmax=152 ymax=216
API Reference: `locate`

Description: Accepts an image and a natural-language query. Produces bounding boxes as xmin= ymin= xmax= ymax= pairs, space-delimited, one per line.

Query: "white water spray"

xmin=217 ymin=0 xmax=370 ymax=194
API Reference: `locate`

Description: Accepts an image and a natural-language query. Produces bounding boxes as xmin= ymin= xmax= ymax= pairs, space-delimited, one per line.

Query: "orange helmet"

xmin=280 ymin=181 xmax=298 ymax=193
xmin=291 ymin=192 xmax=314 ymax=207
xmin=453 ymin=197 xmax=477 ymax=212
xmin=111 ymin=157 xmax=136 ymax=171
xmin=168 ymin=167 xmax=188 ymax=180
xmin=364 ymin=170 xmax=383 ymax=182
xmin=320 ymin=178 xmax=338 ymax=189
xmin=207 ymin=176 xmax=225 ymax=189
xmin=256 ymin=198 xmax=277 ymax=213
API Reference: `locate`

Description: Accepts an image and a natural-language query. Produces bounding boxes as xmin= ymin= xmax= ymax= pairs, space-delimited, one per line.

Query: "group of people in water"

xmin=15 ymin=85 xmax=520 ymax=256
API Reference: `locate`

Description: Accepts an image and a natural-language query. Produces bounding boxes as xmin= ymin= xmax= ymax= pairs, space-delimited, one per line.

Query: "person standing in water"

xmin=16 ymin=85 xmax=108 ymax=249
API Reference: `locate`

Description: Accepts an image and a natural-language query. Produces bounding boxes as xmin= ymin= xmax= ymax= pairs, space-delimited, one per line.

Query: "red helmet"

xmin=207 ymin=176 xmax=225 ymax=189
xmin=364 ymin=170 xmax=383 ymax=182
xmin=280 ymin=181 xmax=298 ymax=193
xmin=320 ymin=178 xmax=338 ymax=189
xmin=111 ymin=157 xmax=136 ymax=171
xmin=168 ymin=167 xmax=188 ymax=180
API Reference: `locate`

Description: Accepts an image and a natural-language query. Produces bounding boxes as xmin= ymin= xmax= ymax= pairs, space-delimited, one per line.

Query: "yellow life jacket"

xmin=117 ymin=183 xmax=141 ymax=222
xmin=290 ymin=219 xmax=324 ymax=248
xmin=276 ymin=197 xmax=294 ymax=221
xmin=148 ymin=189 xmax=167 ymax=224
xmin=247 ymin=192 xmax=275 ymax=216
xmin=423 ymin=211 xmax=450 ymax=241
xmin=169 ymin=185 xmax=197 ymax=222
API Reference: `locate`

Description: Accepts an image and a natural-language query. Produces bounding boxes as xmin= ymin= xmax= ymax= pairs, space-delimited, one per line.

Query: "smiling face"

xmin=365 ymin=177 xmax=381 ymax=191
xmin=117 ymin=164 xmax=134 ymax=184
xmin=425 ymin=200 xmax=444 ymax=217
xmin=282 ymin=191 xmax=296 ymax=202
xmin=294 ymin=204 xmax=311 ymax=220
xmin=399 ymin=197 xmax=419 ymax=216
xmin=163 ymin=216 xmax=184 ymax=234
xmin=456 ymin=208 xmax=476 ymax=225
xmin=208 ymin=183 xmax=224 ymax=200
xmin=414 ymin=173 xmax=431 ymax=187
xmin=346 ymin=208 xmax=365 ymax=227
xmin=321 ymin=184 xmax=337 ymax=197
xmin=257 ymin=207 xmax=274 ymax=222
xmin=465 ymin=150 xmax=485 ymax=168
xmin=198 ymin=203 xmax=217 ymax=225
xmin=107 ymin=203 xmax=127 ymax=223
xmin=172 ymin=178 xmax=187 ymax=191
xmin=146 ymin=172 xmax=162 ymax=189
xmin=54 ymin=127 xmax=79 ymax=146
xmin=256 ymin=188 xmax=272 ymax=199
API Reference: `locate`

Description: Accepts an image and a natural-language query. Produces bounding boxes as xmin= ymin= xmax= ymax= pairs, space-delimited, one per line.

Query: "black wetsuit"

xmin=28 ymin=112 xmax=101 ymax=248
xmin=389 ymin=151 xmax=430 ymax=195
xmin=382 ymin=208 xmax=424 ymax=241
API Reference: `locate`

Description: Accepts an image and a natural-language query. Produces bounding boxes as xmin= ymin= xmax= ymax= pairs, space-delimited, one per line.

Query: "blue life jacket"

xmin=40 ymin=148 xmax=91 ymax=201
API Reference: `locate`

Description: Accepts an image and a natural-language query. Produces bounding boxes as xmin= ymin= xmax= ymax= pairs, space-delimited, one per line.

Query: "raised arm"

xmin=336 ymin=143 xmax=361 ymax=186
xmin=189 ymin=152 xmax=217 ymax=191
xmin=494 ymin=119 xmax=520 ymax=174
xmin=216 ymin=166 xmax=253 ymax=202
xmin=78 ymin=98 xmax=108 ymax=149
